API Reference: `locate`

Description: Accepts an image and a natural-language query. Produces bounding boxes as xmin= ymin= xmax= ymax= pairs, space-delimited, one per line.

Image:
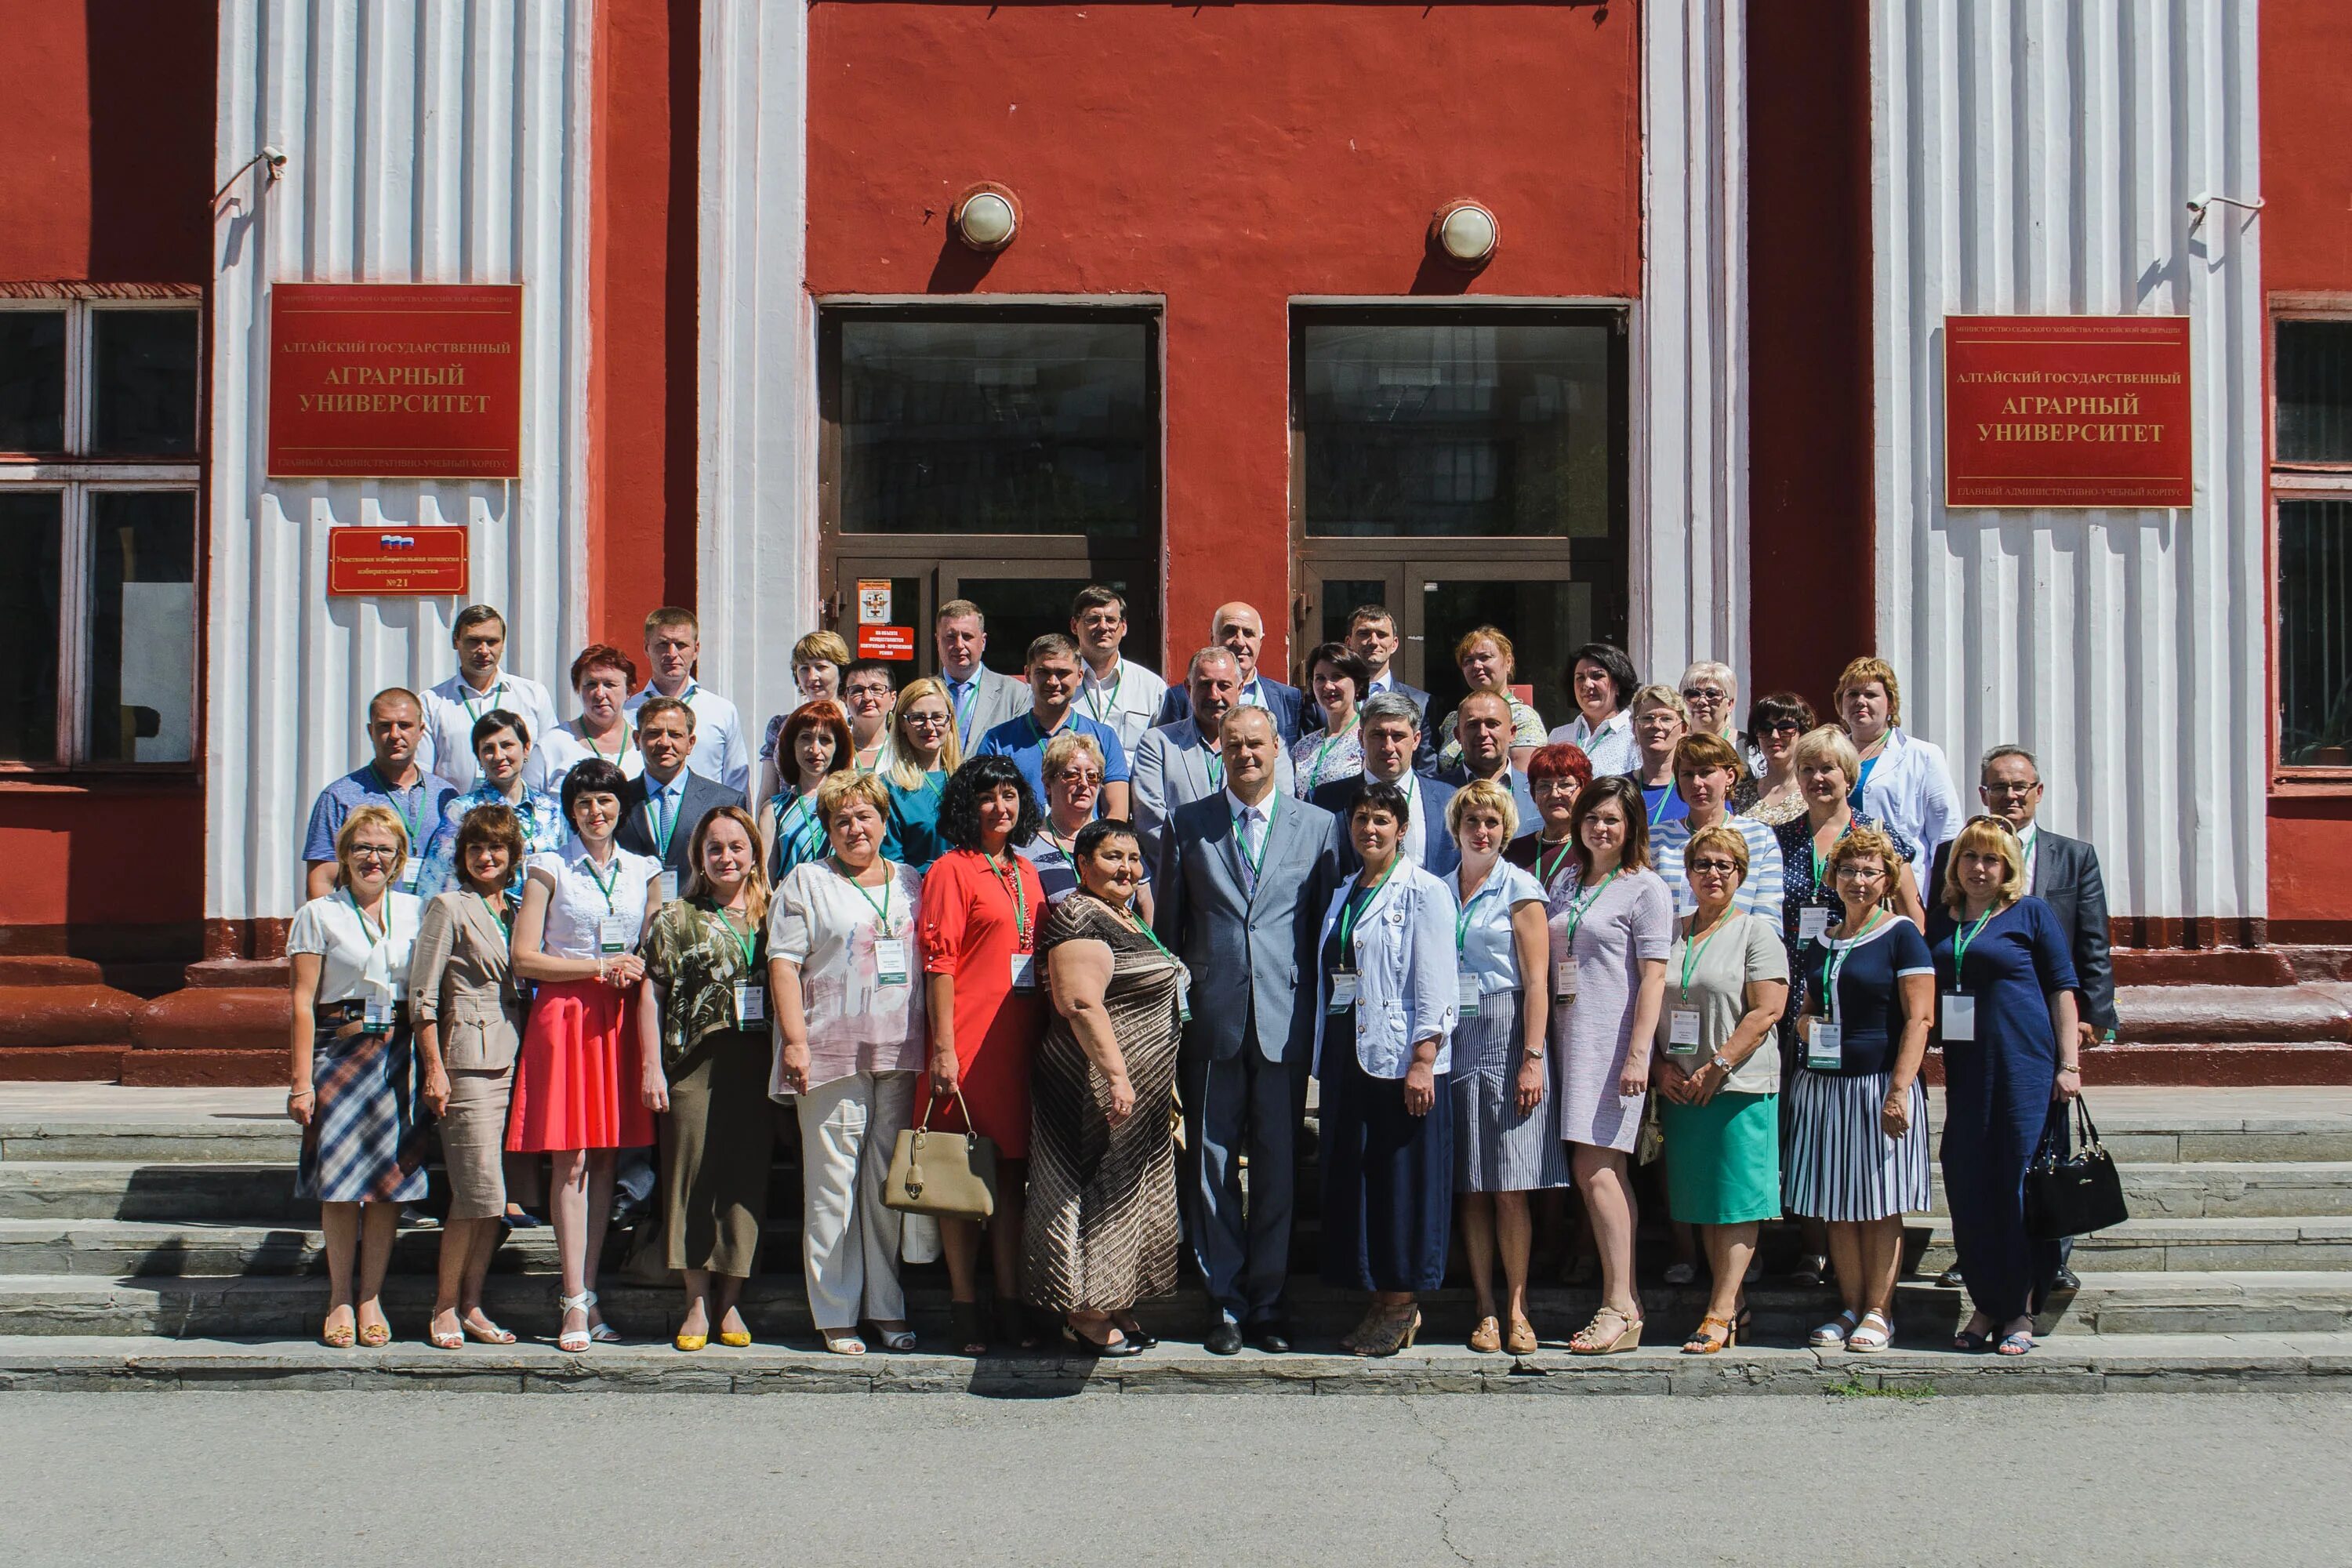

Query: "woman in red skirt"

xmin=920 ymin=753 xmax=1049 ymax=1355
xmin=510 ymin=758 xmax=662 ymax=1352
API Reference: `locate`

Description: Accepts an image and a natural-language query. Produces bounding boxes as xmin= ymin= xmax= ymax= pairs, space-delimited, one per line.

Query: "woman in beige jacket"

xmin=411 ymin=804 xmax=530 ymax=1348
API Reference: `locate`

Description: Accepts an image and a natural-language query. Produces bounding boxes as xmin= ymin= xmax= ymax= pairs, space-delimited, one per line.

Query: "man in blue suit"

xmin=1299 ymin=604 xmax=1437 ymax=774
xmin=1155 ymin=706 xmax=1341 ymax=1354
xmin=1308 ymin=691 xmax=1459 ymax=877
xmin=1152 ymin=601 xmax=1306 ymax=746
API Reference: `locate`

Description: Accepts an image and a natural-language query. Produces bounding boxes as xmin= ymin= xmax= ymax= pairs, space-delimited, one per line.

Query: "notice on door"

xmin=268 ymin=283 xmax=524 ymax=479
xmin=857 ymin=579 xmax=894 ymax=625
xmin=1944 ymin=315 xmax=2191 ymax=509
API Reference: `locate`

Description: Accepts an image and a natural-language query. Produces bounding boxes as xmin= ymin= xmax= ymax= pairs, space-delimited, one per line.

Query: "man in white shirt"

xmin=935 ymin=598 xmax=1033 ymax=749
xmin=622 ymin=607 xmax=750 ymax=796
xmin=1131 ymin=648 xmax=1296 ymax=860
xmin=419 ymin=604 xmax=560 ymax=793
xmin=1069 ymin=583 xmax=1166 ymax=753
xmin=1152 ymin=601 xmax=1307 ymax=746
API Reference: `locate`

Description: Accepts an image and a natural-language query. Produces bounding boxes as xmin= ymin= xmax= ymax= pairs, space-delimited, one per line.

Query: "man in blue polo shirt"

xmin=300 ymin=687 xmax=461 ymax=900
xmin=975 ymin=633 xmax=1131 ymax=822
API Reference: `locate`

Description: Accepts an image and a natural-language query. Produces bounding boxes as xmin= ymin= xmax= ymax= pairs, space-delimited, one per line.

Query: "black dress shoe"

xmin=1203 ymin=1322 xmax=1244 ymax=1356
xmin=2050 ymin=1266 xmax=2082 ymax=1292
xmin=1244 ymin=1322 xmax=1292 ymax=1355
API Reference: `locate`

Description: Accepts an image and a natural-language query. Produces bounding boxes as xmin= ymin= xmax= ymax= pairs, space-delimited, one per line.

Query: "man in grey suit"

xmin=935 ymin=598 xmax=1033 ymax=750
xmin=614 ymin=695 xmax=747 ymax=892
xmin=1130 ymin=647 xmax=1295 ymax=862
xmin=1154 ymin=706 xmax=1341 ymax=1355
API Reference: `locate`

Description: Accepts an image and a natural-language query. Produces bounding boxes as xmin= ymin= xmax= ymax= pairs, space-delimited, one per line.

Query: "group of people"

xmin=286 ymin=588 xmax=2118 ymax=1360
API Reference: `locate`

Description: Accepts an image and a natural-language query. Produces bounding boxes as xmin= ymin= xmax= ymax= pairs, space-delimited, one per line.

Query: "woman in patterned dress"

xmin=1024 ymin=819 xmax=1186 ymax=1354
xmin=1290 ymin=642 xmax=1370 ymax=798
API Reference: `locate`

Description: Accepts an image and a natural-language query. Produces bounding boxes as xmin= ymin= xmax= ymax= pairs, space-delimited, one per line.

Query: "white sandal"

xmin=556 ymin=1290 xmax=593 ymax=1354
xmin=1808 ymin=1308 xmax=1860 ymax=1348
xmin=577 ymin=1289 xmax=622 ymax=1344
xmin=1846 ymin=1308 xmax=1893 ymax=1352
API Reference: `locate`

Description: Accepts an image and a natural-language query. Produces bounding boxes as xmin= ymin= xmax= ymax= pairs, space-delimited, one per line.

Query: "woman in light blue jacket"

xmin=1314 ymin=779 xmax=1459 ymax=1358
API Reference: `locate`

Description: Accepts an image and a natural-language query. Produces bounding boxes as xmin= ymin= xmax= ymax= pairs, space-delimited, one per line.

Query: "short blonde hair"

xmin=1834 ymin=656 xmax=1903 ymax=726
xmin=1827 ymin=822 xmax=1906 ymax=880
xmin=1791 ymin=724 xmax=1862 ymax=793
xmin=335 ymin=804 xmax=410 ymax=891
xmin=793 ymin=630 xmax=852 ymax=670
xmin=1628 ymin=684 xmax=1690 ymax=727
xmin=815 ymin=769 xmax=893 ymax=833
xmin=1682 ymin=822 xmax=1749 ymax=884
xmin=1040 ymin=731 xmax=1106 ymax=793
xmin=1678 ymin=661 xmax=1738 ymax=702
xmin=1453 ymin=626 xmax=1515 ymax=680
xmin=1940 ymin=815 xmax=2027 ymax=916
xmin=1446 ymin=777 xmax=1521 ymax=841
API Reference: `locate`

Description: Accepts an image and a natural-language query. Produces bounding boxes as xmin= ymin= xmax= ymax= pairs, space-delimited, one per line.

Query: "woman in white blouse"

xmin=1314 ymin=781 xmax=1460 ymax=1358
xmin=1834 ymin=655 xmax=1963 ymax=861
xmin=770 ymin=771 xmax=928 ymax=1356
xmin=507 ymin=757 xmax=664 ymax=1352
xmin=1547 ymin=641 xmax=1642 ymax=779
xmin=285 ymin=804 xmax=426 ymax=1349
xmin=537 ymin=644 xmax=646 ymax=786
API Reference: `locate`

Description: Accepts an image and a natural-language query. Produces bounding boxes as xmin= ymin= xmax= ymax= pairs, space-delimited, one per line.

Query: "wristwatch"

xmin=1708 ymin=1053 xmax=1732 ymax=1076
xmin=1522 ymin=1047 xmax=1547 ymax=1063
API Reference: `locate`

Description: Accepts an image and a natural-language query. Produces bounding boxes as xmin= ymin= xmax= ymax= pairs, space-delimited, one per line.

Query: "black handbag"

xmin=2024 ymin=1096 xmax=2129 ymax=1240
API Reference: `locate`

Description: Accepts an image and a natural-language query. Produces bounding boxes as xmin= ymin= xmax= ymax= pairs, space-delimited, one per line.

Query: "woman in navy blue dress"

xmin=1928 ymin=815 xmax=2082 ymax=1356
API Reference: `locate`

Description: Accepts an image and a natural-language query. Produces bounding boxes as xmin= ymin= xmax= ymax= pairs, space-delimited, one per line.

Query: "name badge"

xmin=1327 ymin=971 xmax=1359 ymax=1013
xmin=362 ymin=994 xmax=394 ymax=1032
xmin=1666 ymin=1010 xmax=1701 ymax=1054
xmin=1553 ymin=958 xmax=1577 ymax=1005
xmin=1943 ymin=993 xmax=1977 ymax=1041
xmin=1808 ymin=1021 xmax=1844 ymax=1069
xmin=1457 ymin=969 xmax=1483 ymax=1020
xmin=659 ymin=870 xmax=681 ymax=904
xmin=1174 ymin=973 xmax=1192 ymax=1025
xmin=733 ymin=980 xmax=765 ymax=1024
xmin=1798 ymin=906 xmax=1831 ymax=942
xmin=597 ymin=914 xmax=632 ymax=954
xmin=1009 ymin=951 xmax=1039 ymax=991
xmin=874 ymin=937 xmax=909 ymax=989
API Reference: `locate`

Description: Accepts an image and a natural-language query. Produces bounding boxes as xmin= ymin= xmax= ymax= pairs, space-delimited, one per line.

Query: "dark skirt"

xmin=659 ymin=1029 xmax=776 ymax=1277
xmin=1318 ymin=1012 xmax=1454 ymax=1294
xmin=296 ymin=1007 xmax=428 ymax=1204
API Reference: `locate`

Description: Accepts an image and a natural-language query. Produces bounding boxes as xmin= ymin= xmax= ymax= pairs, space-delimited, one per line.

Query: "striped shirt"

xmin=1650 ymin=814 xmax=1786 ymax=927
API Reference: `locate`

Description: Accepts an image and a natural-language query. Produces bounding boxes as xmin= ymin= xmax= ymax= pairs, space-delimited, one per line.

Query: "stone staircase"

xmin=0 ymin=1087 xmax=2348 ymax=1363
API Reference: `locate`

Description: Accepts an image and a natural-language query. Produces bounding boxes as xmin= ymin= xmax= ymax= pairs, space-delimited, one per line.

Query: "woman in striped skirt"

xmin=1785 ymin=825 xmax=1935 ymax=1352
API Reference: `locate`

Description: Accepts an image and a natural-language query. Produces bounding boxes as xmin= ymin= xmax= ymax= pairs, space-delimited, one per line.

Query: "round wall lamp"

xmin=1430 ymin=200 xmax=1500 ymax=267
xmin=953 ymin=184 xmax=1022 ymax=252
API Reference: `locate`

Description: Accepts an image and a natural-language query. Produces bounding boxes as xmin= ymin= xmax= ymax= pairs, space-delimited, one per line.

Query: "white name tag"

xmin=733 ymin=981 xmax=765 ymax=1024
xmin=1808 ymin=1021 xmax=1843 ymax=1069
xmin=363 ymin=994 xmax=394 ymax=1031
xmin=1667 ymin=1010 xmax=1701 ymax=1054
xmin=1943 ymin=993 xmax=1977 ymax=1041
xmin=1457 ymin=969 xmax=1482 ymax=1020
xmin=1327 ymin=971 xmax=1359 ymax=1012
xmin=874 ymin=938 xmax=909 ymax=989
xmin=1008 ymin=951 xmax=1038 ymax=991
xmin=1554 ymin=958 xmax=1577 ymax=1004
xmin=659 ymin=870 xmax=681 ymax=904
xmin=1798 ymin=906 xmax=1831 ymax=942
xmin=597 ymin=914 xmax=632 ymax=954
xmin=1174 ymin=973 xmax=1192 ymax=1025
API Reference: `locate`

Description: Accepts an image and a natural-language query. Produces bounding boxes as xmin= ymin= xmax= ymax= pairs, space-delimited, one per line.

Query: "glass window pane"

xmin=0 ymin=492 xmax=64 ymax=760
xmin=1302 ymin=318 xmax=1613 ymax=538
xmin=0 ymin=309 xmax=68 ymax=452
xmin=1421 ymin=577 xmax=1593 ymax=728
xmin=837 ymin=317 xmax=1152 ymax=539
xmin=85 ymin=492 xmax=198 ymax=764
xmin=2278 ymin=321 xmax=2352 ymax=464
xmin=1316 ymin=579 xmax=1390 ymax=651
xmin=91 ymin=308 xmax=201 ymax=456
xmin=948 ymin=569 xmax=1157 ymax=684
xmin=2281 ymin=499 xmax=2352 ymax=766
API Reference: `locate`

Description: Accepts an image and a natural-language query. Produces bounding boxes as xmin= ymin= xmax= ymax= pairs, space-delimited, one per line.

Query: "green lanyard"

xmin=1536 ymin=836 xmax=1578 ymax=890
xmin=715 ymin=905 xmax=758 ymax=972
xmin=1647 ymin=786 xmax=1672 ymax=828
xmin=1084 ymin=664 xmax=1123 ymax=724
xmin=459 ymin=680 xmax=506 ymax=727
xmin=1817 ymin=907 xmax=1884 ymax=1026
xmin=1124 ymin=905 xmax=1181 ymax=967
xmin=1025 ymin=711 xmax=1065 ymax=750
xmin=833 ymin=858 xmax=898 ymax=936
xmin=1454 ymin=870 xmax=1500 ymax=955
xmin=1338 ymin=855 xmax=1402 ymax=961
xmin=1306 ymin=717 xmax=1358 ymax=787
xmin=775 ymin=790 xmax=824 ymax=861
xmin=345 ymin=889 xmax=387 ymax=949
xmin=583 ymin=855 xmax=622 ymax=913
xmin=1678 ymin=909 xmax=1730 ymax=1003
xmin=1204 ymin=748 xmax=1225 ymax=790
xmin=984 ymin=851 xmax=1032 ymax=948
xmin=1950 ymin=906 xmax=1998 ymax=982
xmin=367 ymin=766 xmax=423 ymax=849
xmin=1809 ymin=818 xmax=1854 ymax=887
xmin=1559 ymin=869 xmax=1621 ymax=949
xmin=586 ymin=724 xmax=633 ymax=764
xmin=477 ymin=891 xmax=511 ymax=943
xmin=1234 ymin=793 xmax=1279 ymax=878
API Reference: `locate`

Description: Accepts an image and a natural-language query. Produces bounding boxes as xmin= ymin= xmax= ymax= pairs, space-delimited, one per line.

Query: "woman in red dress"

xmin=920 ymin=753 xmax=1048 ymax=1355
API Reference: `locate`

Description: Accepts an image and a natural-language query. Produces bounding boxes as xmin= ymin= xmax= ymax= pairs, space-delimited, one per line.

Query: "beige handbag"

xmin=883 ymin=1089 xmax=999 ymax=1221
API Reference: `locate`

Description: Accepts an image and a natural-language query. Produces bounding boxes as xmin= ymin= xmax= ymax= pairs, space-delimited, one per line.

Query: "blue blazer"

xmin=1310 ymin=771 xmax=1461 ymax=878
xmin=1152 ymin=677 xmax=1308 ymax=748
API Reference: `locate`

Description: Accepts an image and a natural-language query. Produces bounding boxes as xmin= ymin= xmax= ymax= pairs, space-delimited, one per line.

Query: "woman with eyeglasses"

xmin=762 ymin=700 xmax=854 ymax=885
xmin=1547 ymin=641 xmax=1641 ymax=779
xmin=1744 ymin=692 xmax=1817 ymax=828
xmin=1787 ymin=825 xmax=1935 ymax=1353
xmin=1675 ymin=662 xmax=1758 ymax=813
xmin=1930 ymin=815 xmax=2082 ymax=1357
xmin=880 ymin=677 xmax=962 ymax=874
xmin=1507 ymin=742 xmax=1595 ymax=891
xmin=840 ymin=659 xmax=898 ymax=774
xmin=1627 ymin=685 xmax=1692 ymax=829
xmin=1653 ymin=824 xmax=1789 ymax=1353
xmin=1017 ymin=731 xmax=1129 ymax=909
xmin=1291 ymin=641 xmax=1371 ymax=797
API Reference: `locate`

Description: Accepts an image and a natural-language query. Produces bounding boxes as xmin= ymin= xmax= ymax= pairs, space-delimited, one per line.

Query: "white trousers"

xmin=796 ymin=1069 xmax=918 ymax=1329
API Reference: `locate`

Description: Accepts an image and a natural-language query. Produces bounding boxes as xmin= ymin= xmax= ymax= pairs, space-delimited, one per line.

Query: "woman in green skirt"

xmin=1651 ymin=823 xmax=1791 ymax=1353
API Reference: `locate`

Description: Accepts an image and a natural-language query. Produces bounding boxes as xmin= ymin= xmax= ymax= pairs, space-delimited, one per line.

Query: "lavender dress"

xmin=1547 ymin=867 xmax=1673 ymax=1152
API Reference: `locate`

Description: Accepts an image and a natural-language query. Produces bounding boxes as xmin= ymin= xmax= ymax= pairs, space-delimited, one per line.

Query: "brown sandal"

xmin=1351 ymin=1305 xmax=1421 ymax=1358
xmin=1570 ymin=1305 xmax=1642 ymax=1356
xmin=1468 ymin=1315 xmax=1502 ymax=1354
xmin=1681 ymin=1314 xmax=1735 ymax=1355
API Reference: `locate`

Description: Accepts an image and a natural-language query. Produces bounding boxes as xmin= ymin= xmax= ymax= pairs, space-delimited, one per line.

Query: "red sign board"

xmin=1944 ymin=315 xmax=2193 ymax=508
xmin=858 ymin=625 xmax=916 ymax=661
xmin=268 ymin=283 xmax=524 ymax=478
xmin=327 ymin=527 xmax=470 ymax=597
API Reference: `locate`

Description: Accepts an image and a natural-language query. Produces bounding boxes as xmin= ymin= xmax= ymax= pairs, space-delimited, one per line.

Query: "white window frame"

xmin=0 ymin=293 xmax=203 ymax=773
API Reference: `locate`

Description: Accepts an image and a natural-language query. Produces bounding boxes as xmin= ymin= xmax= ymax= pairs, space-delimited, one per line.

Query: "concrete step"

xmin=1919 ymin=1160 xmax=2352 ymax=1218
xmin=0 ymin=1163 xmax=310 ymax=1223
xmin=0 ymin=1120 xmax=299 ymax=1164
xmin=1917 ymin=1217 xmax=2352 ymax=1276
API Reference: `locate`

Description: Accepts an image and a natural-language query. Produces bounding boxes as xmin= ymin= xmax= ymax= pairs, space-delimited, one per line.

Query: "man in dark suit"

xmin=1155 ymin=706 xmax=1341 ymax=1354
xmin=1298 ymin=604 xmax=1437 ymax=773
xmin=615 ymin=695 xmax=746 ymax=895
xmin=1151 ymin=600 xmax=1306 ymax=746
xmin=1308 ymin=690 xmax=1459 ymax=877
xmin=1932 ymin=743 xmax=2118 ymax=1292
